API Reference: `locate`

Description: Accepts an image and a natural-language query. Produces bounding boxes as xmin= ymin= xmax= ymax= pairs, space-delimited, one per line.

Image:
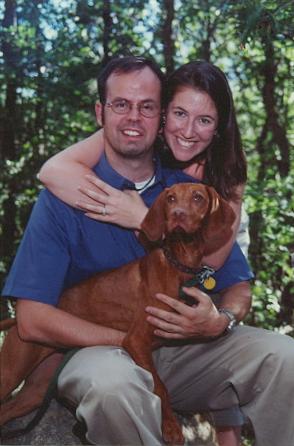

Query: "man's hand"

xmin=145 ymin=287 xmax=228 ymax=339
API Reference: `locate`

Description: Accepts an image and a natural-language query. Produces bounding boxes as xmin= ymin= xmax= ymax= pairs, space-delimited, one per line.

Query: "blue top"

xmin=2 ymin=154 xmax=253 ymax=305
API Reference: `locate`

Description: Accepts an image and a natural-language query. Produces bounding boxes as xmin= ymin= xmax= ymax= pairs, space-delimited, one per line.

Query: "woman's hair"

xmin=162 ymin=60 xmax=247 ymax=200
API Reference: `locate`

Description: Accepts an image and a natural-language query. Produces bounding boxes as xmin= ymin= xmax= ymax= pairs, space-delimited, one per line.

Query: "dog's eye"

xmin=192 ymin=192 xmax=204 ymax=202
xmin=167 ymin=194 xmax=176 ymax=203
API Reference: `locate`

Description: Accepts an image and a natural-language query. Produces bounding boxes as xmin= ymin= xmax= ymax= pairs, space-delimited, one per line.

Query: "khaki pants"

xmin=58 ymin=326 xmax=294 ymax=446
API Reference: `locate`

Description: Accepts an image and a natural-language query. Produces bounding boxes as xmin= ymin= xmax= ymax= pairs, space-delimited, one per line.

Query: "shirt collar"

xmin=93 ymin=152 xmax=166 ymax=191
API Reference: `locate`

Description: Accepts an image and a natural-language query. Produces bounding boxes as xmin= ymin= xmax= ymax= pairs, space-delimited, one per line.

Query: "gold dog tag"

xmin=203 ymin=277 xmax=216 ymax=290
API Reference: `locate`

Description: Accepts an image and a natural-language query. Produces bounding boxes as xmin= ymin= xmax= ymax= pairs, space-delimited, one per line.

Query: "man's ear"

xmin=95 ymin=102 xmax=103 ymax=127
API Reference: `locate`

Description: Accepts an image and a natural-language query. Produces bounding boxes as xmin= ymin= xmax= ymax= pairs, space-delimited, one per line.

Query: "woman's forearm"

xmin=38 ymin=131 xmax=103 ymax=207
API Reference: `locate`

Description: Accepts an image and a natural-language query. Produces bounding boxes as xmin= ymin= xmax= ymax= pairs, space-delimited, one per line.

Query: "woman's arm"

xmin=40 ymin=140 xmax=246 ymax=254
xmin=202 ymin=184 xmax=245 ymax=270
xmin=77 ymin=181 xmax=245 ymax=253
xmin=39 ymin=129 xmax=149 ymax=229
xmin=76 ymin=176 xmax=149 ymax=230
xmin=38 ymin=130 xmax=103 ymax=207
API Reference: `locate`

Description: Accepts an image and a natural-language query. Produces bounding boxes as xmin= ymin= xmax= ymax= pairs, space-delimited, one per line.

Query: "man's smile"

xmin=122 ymin=129 xmax=142 ymax=137
xmin=121 ymin=127 xmax=144 ymax=138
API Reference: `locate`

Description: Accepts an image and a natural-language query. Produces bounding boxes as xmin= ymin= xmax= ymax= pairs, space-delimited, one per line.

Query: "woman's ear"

xmin=95 ymin=102 xmax=103 ymax=127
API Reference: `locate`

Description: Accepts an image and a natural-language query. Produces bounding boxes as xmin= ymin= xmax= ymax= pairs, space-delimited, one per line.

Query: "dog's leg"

xmin=0 ymin=317 xmax=16 ymax=331
xmin=123 ymin=326 xmax=184 ymax=446
xmin=0 ymin=327 xmax=54 ymax=417
xmin=0 ymin=352 xmax=63 ymax=426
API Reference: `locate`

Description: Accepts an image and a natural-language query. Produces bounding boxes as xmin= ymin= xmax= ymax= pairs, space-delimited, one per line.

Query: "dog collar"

xmin=179 ymin=266 xmax=216 ymax=306
xmin=162 ymin=245 xmax=206 ymax=275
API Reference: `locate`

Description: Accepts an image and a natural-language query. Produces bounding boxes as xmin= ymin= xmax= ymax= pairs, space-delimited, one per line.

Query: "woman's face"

xmin=164 ymin=86 xmax=219 ymax=162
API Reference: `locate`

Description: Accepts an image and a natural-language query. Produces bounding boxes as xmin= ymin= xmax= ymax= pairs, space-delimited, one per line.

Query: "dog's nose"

xmin=172 ymin=208 xmax=187 ymax=220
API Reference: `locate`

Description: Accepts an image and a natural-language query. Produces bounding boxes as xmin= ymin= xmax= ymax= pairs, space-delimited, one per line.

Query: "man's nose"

xmin=127 ymin=104 xmax=141 ymax=120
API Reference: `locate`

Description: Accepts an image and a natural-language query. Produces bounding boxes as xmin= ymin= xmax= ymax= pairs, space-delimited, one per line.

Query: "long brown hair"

xmin=162 ymin=61 xmax=247 ymax=200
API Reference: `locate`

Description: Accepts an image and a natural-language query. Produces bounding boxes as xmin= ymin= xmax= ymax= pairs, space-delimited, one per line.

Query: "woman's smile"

xmin=164 ymin=86 xmax=218 ymax=161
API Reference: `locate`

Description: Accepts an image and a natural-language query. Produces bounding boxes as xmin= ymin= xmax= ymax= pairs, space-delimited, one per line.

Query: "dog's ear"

xmin=140 ymin=189 xmax=167 ymax=242
xmin=202 ymin=186 xmax=236 ymax=255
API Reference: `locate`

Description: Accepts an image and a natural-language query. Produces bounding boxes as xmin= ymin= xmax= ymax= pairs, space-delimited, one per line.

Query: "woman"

xmin=39 ymin=60 xmax=249 ymax=445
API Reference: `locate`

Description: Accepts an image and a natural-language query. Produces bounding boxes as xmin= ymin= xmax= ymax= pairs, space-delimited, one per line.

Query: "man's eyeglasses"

xmin=105 ymin=99 xmax=160 ymax=118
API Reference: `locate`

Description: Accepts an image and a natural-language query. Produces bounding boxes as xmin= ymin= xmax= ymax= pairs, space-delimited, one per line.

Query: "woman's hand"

xmin=145 ymin=287 xmax=228 ymax=339
xmin=76 ymin=175 xmax=149 ymax=229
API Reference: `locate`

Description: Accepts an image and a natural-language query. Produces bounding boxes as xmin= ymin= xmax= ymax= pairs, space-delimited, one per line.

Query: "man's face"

xmin=96 ymin=67 xmax=161 ymax=160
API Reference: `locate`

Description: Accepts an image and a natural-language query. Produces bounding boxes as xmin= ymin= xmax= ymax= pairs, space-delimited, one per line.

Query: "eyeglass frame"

xmin=104 ymin=98 xmax=161 ymax=118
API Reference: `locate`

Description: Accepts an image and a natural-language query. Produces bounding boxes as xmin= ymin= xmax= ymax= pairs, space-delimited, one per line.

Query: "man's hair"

xmin=97 ymin=56 xmax=165 ymax=105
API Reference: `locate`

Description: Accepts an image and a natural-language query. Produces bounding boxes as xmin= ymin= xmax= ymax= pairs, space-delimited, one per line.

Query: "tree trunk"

xmin=102 ymin=0 xmax=112 ymax=64
xmin=33 ymin=0 xmax=45 ymax=159
xmin=279 ymin=280 xmax=294 ymax=326
xmin=162 ymin=0 xmax=175 ymax=75
xmin=1 ymin=0 xmax=18 ymax=280
xmin=261 ymin=36 xmax=292 ymax=321
xmin=248 ymin=119 xmax=269 ymax=274
xmin=261 ymin=37 xmax=290 ymax=177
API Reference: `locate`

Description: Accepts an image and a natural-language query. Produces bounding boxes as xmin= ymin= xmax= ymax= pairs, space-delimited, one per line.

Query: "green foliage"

xmin=245 ymin=174 xmax=294 ymax=331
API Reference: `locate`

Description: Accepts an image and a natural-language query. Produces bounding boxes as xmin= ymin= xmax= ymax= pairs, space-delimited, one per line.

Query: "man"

xmin=2 ymin=56 xmax=294 ymax=446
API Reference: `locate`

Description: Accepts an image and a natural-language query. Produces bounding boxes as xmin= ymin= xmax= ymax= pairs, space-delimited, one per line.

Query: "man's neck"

xmin=105 ymin=148 xmax=155 ymax=183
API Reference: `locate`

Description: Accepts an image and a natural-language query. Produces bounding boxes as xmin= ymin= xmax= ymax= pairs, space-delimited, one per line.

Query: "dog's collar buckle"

xmin=179 ymin=266 xmax=216 ymax=306
xmin=162 ymin=245 xmax=214 ymax=277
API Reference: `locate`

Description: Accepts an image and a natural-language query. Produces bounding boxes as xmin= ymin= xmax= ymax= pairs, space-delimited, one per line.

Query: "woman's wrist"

xmin=137 ymin=206 xmax=149 ymax=230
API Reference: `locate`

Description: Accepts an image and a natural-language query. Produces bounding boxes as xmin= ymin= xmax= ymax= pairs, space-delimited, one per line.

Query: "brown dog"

xmin=0 ymin=183 xmax=235 ymax=445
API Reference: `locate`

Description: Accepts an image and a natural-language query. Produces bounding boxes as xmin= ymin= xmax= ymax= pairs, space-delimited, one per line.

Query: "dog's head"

xmin=141 ymin=183 xmax=235 ymax=255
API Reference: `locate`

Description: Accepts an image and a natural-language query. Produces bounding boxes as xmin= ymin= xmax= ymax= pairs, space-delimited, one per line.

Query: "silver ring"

xmin=102 ymin=205 xmax=107 ymax=216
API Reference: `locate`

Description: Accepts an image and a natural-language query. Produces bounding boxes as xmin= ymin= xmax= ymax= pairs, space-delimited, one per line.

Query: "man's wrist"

xmin=218 ymin=308 xmax=238 ymax=333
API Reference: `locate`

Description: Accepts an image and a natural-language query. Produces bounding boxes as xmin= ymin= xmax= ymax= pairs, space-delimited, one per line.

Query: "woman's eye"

xmin=199 ymin=117 xmax=213 ymax=125
xmin=174 ymin=110 xmax=186 ymax=118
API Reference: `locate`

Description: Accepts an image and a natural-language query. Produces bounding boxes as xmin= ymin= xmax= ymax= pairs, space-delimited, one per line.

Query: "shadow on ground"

xmin=1 ymin=400 xmax=218 ymax=445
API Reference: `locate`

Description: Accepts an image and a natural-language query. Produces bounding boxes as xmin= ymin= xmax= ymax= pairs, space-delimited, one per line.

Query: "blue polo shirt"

xmin=2 ymin=154 xmax=253 ymax=305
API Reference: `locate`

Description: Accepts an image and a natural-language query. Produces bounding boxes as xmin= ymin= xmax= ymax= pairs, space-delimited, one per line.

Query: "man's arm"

xmin=217 ymin=281 xmax=251 ymax=323
xmin=145 ymin=281 xmax=251 ymax=339
xmin=16 ymin=299 xmax=125 ymax=348
xmin=5 ymin=188 xmax=125 ymax=349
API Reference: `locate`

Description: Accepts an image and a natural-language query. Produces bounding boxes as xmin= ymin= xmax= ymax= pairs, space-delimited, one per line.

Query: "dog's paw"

xmin=162 ymin=417 xmax=185 ymax=445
